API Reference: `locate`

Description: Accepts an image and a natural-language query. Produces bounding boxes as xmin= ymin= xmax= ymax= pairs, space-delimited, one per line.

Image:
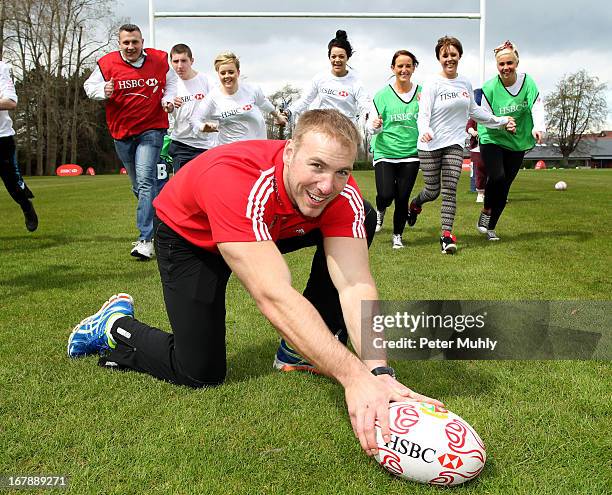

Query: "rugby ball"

xmin=554 ymin=181 xmax=567 ymax=191
xmin=374 ymin=401 xmax=486 ymax=486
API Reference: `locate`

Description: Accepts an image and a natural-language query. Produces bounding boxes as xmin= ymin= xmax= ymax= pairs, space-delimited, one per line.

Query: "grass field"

xmin=0 ymin=169 xmax=610 ymax=494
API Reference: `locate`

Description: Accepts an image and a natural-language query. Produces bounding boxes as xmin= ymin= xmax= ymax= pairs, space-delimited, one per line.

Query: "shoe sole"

xmin=392 ymin=244 xmax=404 ymax=249
xmin=67 ymin=293 xmax=133 ymax=357
xmin=130 ymin=250 xmax=154 ymax=260
xmin=476 ymin=223 xmax=488 ymax=234
xmin=375 ymin=224 xmax=383 ymax=233
xmin=273 ymin=356 xmax=321 ymax=375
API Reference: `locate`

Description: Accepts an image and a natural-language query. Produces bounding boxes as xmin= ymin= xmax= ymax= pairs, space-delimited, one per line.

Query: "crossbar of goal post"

xmin=148 ymin=0 xmax=488 ymax=86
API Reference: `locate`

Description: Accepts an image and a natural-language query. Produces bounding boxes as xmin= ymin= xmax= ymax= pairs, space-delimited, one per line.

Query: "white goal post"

xmin=148 ymin=0 xmax=488 ymax=85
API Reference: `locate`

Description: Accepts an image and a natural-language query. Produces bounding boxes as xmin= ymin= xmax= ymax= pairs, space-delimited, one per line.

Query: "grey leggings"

xmin=413 ymin=144 xmax=464 ymax=232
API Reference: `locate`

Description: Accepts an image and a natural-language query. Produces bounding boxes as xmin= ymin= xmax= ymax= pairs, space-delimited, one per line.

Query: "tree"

xmin=266 ymin=83 xmax=301 ymax=140
xmin=2 ymin=0 xmax=117 ymax=175
xmin=545 ymin=70 xmax=608 ymax=165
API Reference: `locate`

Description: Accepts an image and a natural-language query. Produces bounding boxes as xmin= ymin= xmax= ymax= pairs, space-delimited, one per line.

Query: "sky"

xmin=115 ymin=0 xmax=612 ymax=127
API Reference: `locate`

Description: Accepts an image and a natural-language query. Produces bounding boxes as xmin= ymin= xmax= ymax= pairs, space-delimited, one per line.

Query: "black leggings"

xmin=104 ymin=202 xmax=377 ymax=388
xmin=480 ymin=143 xmax=525 ymax=229
xmin=0 ymin=136 xmax=33 ymax=209
xmin=374 ymin=160 xmax=419 ymax=235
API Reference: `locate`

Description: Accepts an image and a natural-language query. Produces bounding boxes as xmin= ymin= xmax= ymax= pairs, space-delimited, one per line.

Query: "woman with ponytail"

xmin=287 ymin=30 xmax=371 ymax=126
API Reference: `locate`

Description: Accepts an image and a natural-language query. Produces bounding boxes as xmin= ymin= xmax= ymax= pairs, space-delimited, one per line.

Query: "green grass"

xmin=0 ymin=169 xmax=610 ymax=494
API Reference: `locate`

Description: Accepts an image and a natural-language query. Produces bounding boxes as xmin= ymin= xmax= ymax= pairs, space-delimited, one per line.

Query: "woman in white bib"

xmin=191 ymin=52 xmax=286 ymax=145
xmin=287 ymin=30 xmax=370 ymax=127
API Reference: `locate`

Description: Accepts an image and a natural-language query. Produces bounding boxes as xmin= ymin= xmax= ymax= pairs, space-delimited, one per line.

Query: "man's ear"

xmin=283 ymin=139 xmax=295 ymax=166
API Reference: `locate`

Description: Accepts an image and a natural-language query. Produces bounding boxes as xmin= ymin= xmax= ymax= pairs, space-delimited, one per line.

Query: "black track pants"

xmin=102 ymin=201 xmax=376 ymax=388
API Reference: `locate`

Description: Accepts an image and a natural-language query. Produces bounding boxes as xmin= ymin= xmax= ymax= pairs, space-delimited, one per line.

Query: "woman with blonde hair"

xmin=476 ymin=40 xmax=545 ymax=241
xmin=191 ymin=52 xmax=286 ymax=145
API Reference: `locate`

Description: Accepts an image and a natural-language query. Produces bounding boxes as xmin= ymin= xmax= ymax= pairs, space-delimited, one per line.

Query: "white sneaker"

xmin=486 ymin=230 xmax=500 ymax=241
xmin=130 ymin=240 xmax=154 ymax=260
xmin=375 ymin=209 xmax=386 ymax=232
xmin=392 ymin=234 xmax=404 ymax=249
xmin=476 ymin=192 xmax=485 ymax=203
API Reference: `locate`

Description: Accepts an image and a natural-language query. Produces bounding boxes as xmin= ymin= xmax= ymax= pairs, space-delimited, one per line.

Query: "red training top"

xmin=98 ymin=48 xmax=169 ymax=140
xmin=154 ymin=140 xmax=366 ymax=253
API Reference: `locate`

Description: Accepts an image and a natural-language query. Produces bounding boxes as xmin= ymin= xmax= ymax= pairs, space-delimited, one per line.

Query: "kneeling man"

xmin=68 ymin=109 xmax=441 ymax=456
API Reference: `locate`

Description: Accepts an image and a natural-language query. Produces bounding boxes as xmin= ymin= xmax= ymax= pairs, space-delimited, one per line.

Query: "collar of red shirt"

xmin=273 ymin=158 xmax=297 ymax=216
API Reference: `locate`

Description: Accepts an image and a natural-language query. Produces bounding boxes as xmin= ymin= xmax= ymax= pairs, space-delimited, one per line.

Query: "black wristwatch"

xmin=371 ymin=366 xmax=396 ymax=378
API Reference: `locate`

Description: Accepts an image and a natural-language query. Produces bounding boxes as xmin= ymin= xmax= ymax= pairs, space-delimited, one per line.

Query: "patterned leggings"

xmin=413 ymin=144 xmax=464 ymax=232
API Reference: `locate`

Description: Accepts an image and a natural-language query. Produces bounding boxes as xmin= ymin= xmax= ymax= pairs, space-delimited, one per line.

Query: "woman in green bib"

xmin=368 ymin=50 xmax=421 ymax=249
xmin=476 ymin=41 xmax=546 ymax=241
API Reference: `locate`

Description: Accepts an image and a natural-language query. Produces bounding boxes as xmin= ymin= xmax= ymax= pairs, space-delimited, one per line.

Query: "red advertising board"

xmin=56 ymin=164 xmax=83 ymax=176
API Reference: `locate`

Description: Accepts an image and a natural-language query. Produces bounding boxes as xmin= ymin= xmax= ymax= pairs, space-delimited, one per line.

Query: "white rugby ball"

xmin=374 ymin=401 xmax=486 ymax=486
xmin=555 ymin=181 xmax=567 ymax=190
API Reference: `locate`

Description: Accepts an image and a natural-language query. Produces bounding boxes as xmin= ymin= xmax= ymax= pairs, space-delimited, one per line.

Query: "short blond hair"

xmin=293 ymin=109 xmax=361 ymax=151
xmin=214 ymin=51 xmax=240 ymax=71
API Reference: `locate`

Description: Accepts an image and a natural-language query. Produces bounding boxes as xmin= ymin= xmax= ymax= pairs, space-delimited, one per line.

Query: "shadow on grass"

xmin=0 ymin=234 xmax=131 ymax=252
xmin=1 ymin=264 xmax=155 ymax=297
xmin=394 ymin=360 xmax=496 ymax=399
xmin=226 ymin=339 xmax=279 ymax=383
xmin=378 ymin=228 xmax=594 ymax=252
xmin=322 ymin=359 xmax=497 ymax=423
xmin=459 ymin=229 xmax=593 ymax=250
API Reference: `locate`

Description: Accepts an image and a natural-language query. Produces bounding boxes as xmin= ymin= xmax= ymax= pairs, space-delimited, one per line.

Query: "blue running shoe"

xmin=68 ymin=293 xmax=134 ymax=358
xmin=273 ymin=339 xmax=320 ymax=374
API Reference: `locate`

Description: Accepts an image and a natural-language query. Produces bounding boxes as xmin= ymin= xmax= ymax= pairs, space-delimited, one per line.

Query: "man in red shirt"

xmin=68 ymin=110 xmax=441 ymax=457
xmin=84 ymin=24 xmax=177 ymax=260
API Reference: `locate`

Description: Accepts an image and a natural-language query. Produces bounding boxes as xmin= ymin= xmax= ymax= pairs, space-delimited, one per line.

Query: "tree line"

xmin=1 ymin=0 xmax=120 ymax=175
xmin=1 ymin=2 xmax=608 ymax=175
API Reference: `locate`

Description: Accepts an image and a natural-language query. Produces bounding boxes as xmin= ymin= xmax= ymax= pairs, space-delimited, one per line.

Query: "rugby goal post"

xmin=148 ymin=0 xmax=488 ymax=86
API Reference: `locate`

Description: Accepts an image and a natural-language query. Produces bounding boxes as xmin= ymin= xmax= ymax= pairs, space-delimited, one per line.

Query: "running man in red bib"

xmin=84 ymin=24 xmax=177 ymax=260
xmin=68 ymin=109 xmax=442 ymax=456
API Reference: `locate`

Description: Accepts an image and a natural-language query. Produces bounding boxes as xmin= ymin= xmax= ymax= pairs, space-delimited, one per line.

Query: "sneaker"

xmin=392 ymin=234 xmax=404 ymax=249
xmin=440 ymin=231 xmax=457 ymax=255
xmin=23 ymin=202 xmax=38 ymax=232
xmin=406 ymin=201 xmax=422 ymax=227
xmin=486 ymin=230 xmax=500 ymax=241
xmin=131 ymin=240 xmax=154 ymax=260
xmin=67 ymin=293 xmax=134 ymax=357
xmin=476 ymin=211 xmax=491 ymax=234
xmin=375 ymin=209 xmax=386 ymax=232
xmin=476 ymin=191 xmax=485 ymax=203
xmin=273 ymin=339 xmax=320 ymax=374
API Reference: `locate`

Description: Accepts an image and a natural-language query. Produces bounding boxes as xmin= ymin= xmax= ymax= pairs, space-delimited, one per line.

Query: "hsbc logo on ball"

xmin=384 ymin=435 xmax=436 ymax=463
xmin=438 ymin=453 xmax=463 ymax=469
